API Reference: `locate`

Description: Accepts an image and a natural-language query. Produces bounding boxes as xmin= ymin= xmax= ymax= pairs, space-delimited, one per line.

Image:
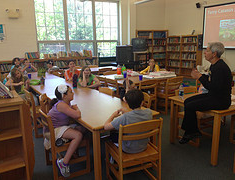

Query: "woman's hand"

xmin=191 ymin=69 xmax=202 ymax=79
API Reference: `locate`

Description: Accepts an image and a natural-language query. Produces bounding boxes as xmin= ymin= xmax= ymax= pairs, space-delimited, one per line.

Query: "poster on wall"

xmin=0 ymin=24 xmax=6 ymax=42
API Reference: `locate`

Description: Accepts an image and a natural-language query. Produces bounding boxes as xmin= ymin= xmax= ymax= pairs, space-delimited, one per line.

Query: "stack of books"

xmin=0 ymin=81 xmax=13 ymax=98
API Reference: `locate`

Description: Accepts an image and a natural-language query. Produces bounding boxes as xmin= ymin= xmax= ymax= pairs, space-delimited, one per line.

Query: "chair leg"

xmin=165 ymin=98 xmax=168 ymax=115
xmin=105 ymin=143 xmax=110 ymax=179
xmin=44 ymin=148 xmax=52 ymax=165
xmin=233 ymin=152 xmax=235 ymax=173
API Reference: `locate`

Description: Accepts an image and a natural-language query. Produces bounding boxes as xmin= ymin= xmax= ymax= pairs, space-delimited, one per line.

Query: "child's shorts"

xmin=44 ymin=124 xmax=77 ymax=150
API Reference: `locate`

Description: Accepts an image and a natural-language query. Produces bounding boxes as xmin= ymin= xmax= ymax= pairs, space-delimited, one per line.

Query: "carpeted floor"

xmin=32 ymin=114 xmax=235 ymax=180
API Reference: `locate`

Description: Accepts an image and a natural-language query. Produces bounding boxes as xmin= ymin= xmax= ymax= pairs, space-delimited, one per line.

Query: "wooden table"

xmin=98 ymin=74 xmax=171 ymax=86
xmin=76 ymin=66 xmax=117 ymax=74
xmin=169 ymin=94 xmax=235 ymax=166
xmin=30 ymin=74 xmax=159 ymax=180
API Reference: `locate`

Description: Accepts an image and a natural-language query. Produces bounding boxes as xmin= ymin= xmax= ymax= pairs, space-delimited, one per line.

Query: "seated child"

xmin=5 ymin=66 xmax=30 ymax=97
xmin=46 ymin=59 xmax=54 ymax=73
xmin=64 ymin=60 xmax=80 ymax=81
xmin=78 ymin=66 xmax=100 ymax=88
xmin=104 ymin=89 xmax=152 ymax=153
xmin=119 ymin=78 xmax=135 ymax=101
xmin=22 ymin=59 xmax=37 ymax=73
xmin=44 ymin=85 xmax=86 ymax=177
xmin=140 ymin=59 xmax=160 ymax=75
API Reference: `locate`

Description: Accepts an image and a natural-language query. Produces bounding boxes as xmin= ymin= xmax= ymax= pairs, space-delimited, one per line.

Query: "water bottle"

xmin=179 ymin=84 xmax=184 ymax=99
xmin=73 ymin=74 xmax=78 ymax=88
xmin=121 ymin=64 xmax=126 ymax=75
xmin=117 ymin=64 xmax=121 ymax=75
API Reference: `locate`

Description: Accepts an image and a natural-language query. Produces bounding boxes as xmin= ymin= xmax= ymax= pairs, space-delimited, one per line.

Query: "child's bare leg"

xmin=62 ymin=128 xmax=83 ymax=164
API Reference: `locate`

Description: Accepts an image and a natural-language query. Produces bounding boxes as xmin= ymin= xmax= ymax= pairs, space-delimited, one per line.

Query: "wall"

xmin=0 ymin=0 xmax=37 ymax=61
xmin=165 ymin=0 xmax=235 ymax=70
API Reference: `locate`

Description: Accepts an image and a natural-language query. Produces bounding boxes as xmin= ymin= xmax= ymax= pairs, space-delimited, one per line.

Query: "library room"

xmin=1 ymin=0 xmax=235 ymax=180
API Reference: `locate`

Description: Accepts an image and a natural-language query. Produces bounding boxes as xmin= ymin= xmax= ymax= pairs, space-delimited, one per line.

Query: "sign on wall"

xmin=0 ymin=24 xmax=6 ymax=42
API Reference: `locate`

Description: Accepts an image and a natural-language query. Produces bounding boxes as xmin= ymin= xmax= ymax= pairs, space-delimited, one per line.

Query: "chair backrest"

xmin=139 ymin=79 xmax=157 ymax=97
xmin=97 ymin=76 xmax=107 ymax=87
xmin=165 ymin=76 xmax=183 ymax=95
xmin=142 ymin=92 xmax=151 ymax=108
xmin=118 ymin=118 xmax=163 ymax=157
xmin=175 ymin=86 xmax=197 ymax=96
xmin=38 ymin=109 xmax=55 ymax=147
xmin=98 ymin=68 xmax=113 ymax=75
xmin=24 ymin=89 xmax=36 ymax=117
xmin=88 ymin=65 xmax=98 ymax=68
xmin=39 ymin=93 xmax=51 ymax=114
xmin=103 ymin=71 xmax=117 ymax=75
xmin=99 ymin=87 xmax=114 ymax=96
xmin=106 ymin=78 xmax=119 ymax=96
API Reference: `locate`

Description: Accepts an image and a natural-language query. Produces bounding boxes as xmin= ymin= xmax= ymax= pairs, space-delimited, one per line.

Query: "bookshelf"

xmin=166 ymin=34 xmax=202 ymax=77
xmin=0 ymin=56 xmax=98 ymax=75
xmin=136 ymin=30 xmax=168 ymax=69
xmin=0 ymin=91 xmax=34 ymax=180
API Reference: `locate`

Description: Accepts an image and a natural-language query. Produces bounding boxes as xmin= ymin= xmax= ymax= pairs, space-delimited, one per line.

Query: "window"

xmin=34 ymin=0 xmax=119 ymax=58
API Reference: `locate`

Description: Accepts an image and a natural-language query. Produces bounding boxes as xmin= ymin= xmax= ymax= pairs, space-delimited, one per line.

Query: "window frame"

xmin=35 ymin=0 xmax=120 ymax=57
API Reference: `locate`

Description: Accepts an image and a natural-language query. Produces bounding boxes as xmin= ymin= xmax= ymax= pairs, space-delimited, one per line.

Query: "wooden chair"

xmin=39 ymin=109 xmax=90 ymax=180
xmin=175 ymin=86 xmax=213 ymax=147
xmin=106 ymin=78 xmax=120 ymax=97
xmin=99 ymin=87 xmax=114 ymax=96
xmin=24 ymin=89 xmax=43 ymax=138
xmin=98 ymin=68 xmax=112 ymax=75
xmin=157 ymin=76 xmax=183 ymax=114
xmin=88 ymin=65 xmax=98 ymax=68
xmin=139 ymin=79 xmax=158 ymax=110
xmin=105 ymin=118 xmax=163 ymax=180
xmin=142 ymin=92 xmax=152 ymax=108
xmin=97 ymin=76 xmax=107 ymax=87
xmin=103 ymin=70 xmax=117 ymax=75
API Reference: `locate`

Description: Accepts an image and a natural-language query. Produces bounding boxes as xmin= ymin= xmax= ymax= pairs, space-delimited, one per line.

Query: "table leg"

xmin=170 ymin=100 xmax=175 ymax=143
xmin=92 ymin=130 xmax=102 ymax=180
xmin=211 ymin=114 xmax=221 ymax=166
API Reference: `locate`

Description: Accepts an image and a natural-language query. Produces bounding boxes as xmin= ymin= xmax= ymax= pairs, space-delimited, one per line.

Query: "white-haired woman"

xmin=179 ymin=42 xmax=232 ymax=144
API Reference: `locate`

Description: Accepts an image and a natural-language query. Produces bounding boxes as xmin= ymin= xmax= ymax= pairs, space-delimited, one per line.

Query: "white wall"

xmin=0 ymin=0 xmax=37 ymax=61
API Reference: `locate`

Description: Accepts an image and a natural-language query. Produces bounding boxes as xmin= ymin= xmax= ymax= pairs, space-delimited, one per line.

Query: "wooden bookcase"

xmin=0 ymin=91 xmax=34 ymax=180
xmin=0 ymin=56 xmax=98 ymax=76
xmin=136 ymin=30 xmax=168 ymax=69
xmin=166 ymin=34 xmax=202 ymax=77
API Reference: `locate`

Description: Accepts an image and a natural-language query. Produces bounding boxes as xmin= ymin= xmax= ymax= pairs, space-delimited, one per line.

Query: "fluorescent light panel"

xmin=134 ymin=0 xmax=154 ymax=5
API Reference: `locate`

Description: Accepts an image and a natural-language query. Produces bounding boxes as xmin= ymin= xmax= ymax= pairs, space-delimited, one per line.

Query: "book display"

xmin=136 ymin=30 xmax=168 ymax=69
xmin=0 ymin=81 xmax=13 ymax=98
xmin=166 ymin=34 xmax=202 ymax=77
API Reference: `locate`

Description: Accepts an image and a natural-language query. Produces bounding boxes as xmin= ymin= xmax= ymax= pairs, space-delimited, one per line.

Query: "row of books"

xmin=167 ymin=38 xmax=180 ymax=43
xmin=0 ymin=64 xmax=12 ymax=72
xmin=150 ymin=46 xmax=166 ymax=52
xmin=25 ymin=52 xmax=40 ymax=59
xmin=182 ymin=45 xmax=197 ymax=51
xmin=0 ymin=81 xmax=13 ymax=99
xmin=182 ymin=37 xmax=197 ymax=43
xmin=153 ymin=39 xmax=166 ymax=45
xmin=181 ymin=53 xmax=196 ymax=60
xmin=168 ymin=60 xmax=180 ymax=67
xmin=182 ymin=61 xmax=195 ymax=68
xmin=167 ymin=45 xmax=180 ymax=51
xmin=153 ymin=53 xmax=166 ymax=59
xmin=168 ymin=53 xmax=180 ymax=59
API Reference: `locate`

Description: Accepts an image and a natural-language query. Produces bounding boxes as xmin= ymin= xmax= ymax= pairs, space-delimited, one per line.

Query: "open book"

xmin=0 ymin=81 xmax=14 ymax=98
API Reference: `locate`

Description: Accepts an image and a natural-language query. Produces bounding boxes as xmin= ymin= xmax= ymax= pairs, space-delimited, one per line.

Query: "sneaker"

xmin=56 ymin=158 xmax=70 ymax=177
